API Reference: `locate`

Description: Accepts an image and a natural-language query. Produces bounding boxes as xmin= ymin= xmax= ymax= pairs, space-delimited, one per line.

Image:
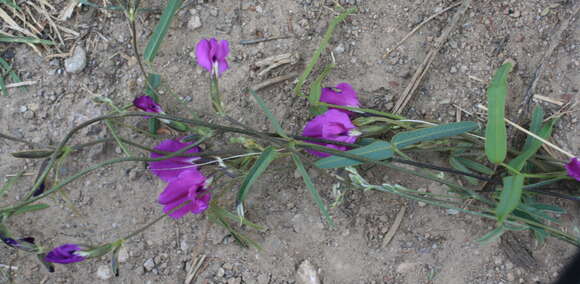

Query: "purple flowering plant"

xmin=2 ymin=4 xmax=580 ymax=278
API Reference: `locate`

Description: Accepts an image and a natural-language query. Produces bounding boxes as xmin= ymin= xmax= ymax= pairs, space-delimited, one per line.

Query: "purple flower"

xmin=150 ymin=138 xmax=202 ymax=182
xmin=565 ymin=157 xmax=580 ymax=181
xmin=133 ymin=95 xmax=164 ymax=114
xmin=44 ymin=244 xmax=86 ymax=264
xmin=320 ymin=83 xmax=360 ymax=114
xmin=195 ymin=38 xmax=230 ymax=76
xmin=159 ymin=169 xmax=211 ymax=218
xmin=302 ymin=109 xmax=360 ymax=157
xmin=1 ymin=235 xmax=36 ymax=252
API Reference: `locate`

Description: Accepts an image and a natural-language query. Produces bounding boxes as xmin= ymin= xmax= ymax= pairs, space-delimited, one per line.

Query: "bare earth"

xmin=1 ymin=0 xmax=579 ymax=283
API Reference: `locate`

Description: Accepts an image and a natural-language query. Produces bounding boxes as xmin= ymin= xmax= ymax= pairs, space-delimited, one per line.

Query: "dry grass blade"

xmin=382 ymin=205 xmax=406 ymax=248
xmin=0 ymin=7 xmax=35 ymax=37
xmin=59 ymin=0 xmax=78 ymax=21
xmin=393 ymin=0 xmax=472 ymax=114
xmin=184 ymin=254 xmax=207 ymax=284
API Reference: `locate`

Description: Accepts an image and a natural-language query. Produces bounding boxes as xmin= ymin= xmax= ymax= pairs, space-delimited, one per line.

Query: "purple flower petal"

xmin=44 ymin=244 xmax=85 ymax=264
xmin=195 ymin=38 xmax=230 ymax=76
xmin=302 ymin=109 xmax=359 ymax=157
xmin=320 ymin=83 xmax=360 ymax=114
xmin=565 ymin=157 xmax=580 ymax=181
xmin=133 ymin=96 xmax=163 ymax=114
xmin=149 ymin=138 xmax=201 ymax=182
xmin=195 ymin=39 xmax=212 ymax=72
xmin=158 ymin=170 xmax=211 ymax=218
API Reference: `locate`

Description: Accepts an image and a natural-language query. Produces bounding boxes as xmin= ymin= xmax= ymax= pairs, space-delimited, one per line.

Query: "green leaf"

xmin=0 ymin=75 xmax=7 ymax=97
xmin=292 ymin=153 xmax=334 ymax=226
xmin=495 ymin=174 xmax=524 ymax=223
xmin=0 ymin=58 xmax=23 ymax=88
xmin=485 ymin=62 xmax=513 ymax=164
xmin=449 ymin=157 xmax=478 ymax=185
xmin=307 ymin=63 xmax=334 ymax=115
xmin=249 ymin=90 xmax=288 ymax=138
xmin=476 ymin=225 xmax=506 ymax=245
xmin=207 ymin=205 xmax=262 ymax=249
xmin=392 ymin=121 xmax=478 ymax=149
xmin=315 ymin=140 xmax=394 ymax=169
xmin=236 ymin=147 xmax=277 ymax=216
xmin=530 ymin=203 xmax=566 ymax=214
xmin=143 ymin=0 xmax=182 ymax=63
xmin=11 ymin=203 xmax=50 ymax=216
xmin=1 ymin=0 xmax=20 ymax=10
xmin=144 ymin=73 xmax=161 ymax=134
xmin=0 ymin=35 xmax=55 ymax=45
xmin=293 ymin=7 xmax=356 ymax=97
xmin=508 ymin=108 xmax=556 ymax=171
xmin=453 ymin=157 xmax=494 ymax=176
xmin=212 ymin=205 xmax=266 ymax=231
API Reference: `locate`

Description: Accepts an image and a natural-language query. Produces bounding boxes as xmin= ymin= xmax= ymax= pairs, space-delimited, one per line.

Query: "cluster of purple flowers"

xmin=301 ymin=83 xmax=362 ymax=157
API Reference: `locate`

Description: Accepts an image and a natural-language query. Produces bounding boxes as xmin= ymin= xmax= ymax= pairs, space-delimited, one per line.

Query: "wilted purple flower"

xmin=159 ymin=169 xmax=211 ymax=218
xmin=150 ymin=138 xmax=202 ymax=182
xmin=133 ymin=95 xmax=164 ymax=114
xmin=44 ymin=244 xmax=86 ymax=264
xmin=320 ymin=83 xmax=360 ymax=114
xmin=302 ymin=109 xmax=360 ymax=157
xmin=565 ymin=157 xmax=580 ymax=181
xmin=195 ymin=38 xmax=229 ymax=76
xmin=1 ymin=234 xmax=36 ymax=252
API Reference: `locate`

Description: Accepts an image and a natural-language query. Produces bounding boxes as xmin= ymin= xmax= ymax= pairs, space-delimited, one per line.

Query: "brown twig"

xmin=393 ymin=0 xmax=472 ymax=114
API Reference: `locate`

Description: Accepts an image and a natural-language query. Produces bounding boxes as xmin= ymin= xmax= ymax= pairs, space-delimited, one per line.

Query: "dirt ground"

xmin=1 ymin=0 xmax=579 ymax=283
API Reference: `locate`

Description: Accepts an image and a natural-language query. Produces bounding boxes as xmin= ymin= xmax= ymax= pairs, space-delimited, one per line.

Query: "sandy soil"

xmin=1 ymin=0 xmax=579 ymax=283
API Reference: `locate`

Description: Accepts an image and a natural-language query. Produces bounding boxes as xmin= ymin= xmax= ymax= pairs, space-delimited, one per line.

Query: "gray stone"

xmin=118 ymin=246 xmax=129 ymax=263
xmin=187 ymin=15 xmax=202 ymax=30
xmin=96 ymin=265 xmax=112 ymax=280
xmin=333 ymin=43 xmax=346 ymax=54
xmin=296 ymin=259 xmax=320 ymax=284
xmin=144 ymin=258 xmax=155 ymax=271
xmin=65 ymin=46 xmax=87 ymax=73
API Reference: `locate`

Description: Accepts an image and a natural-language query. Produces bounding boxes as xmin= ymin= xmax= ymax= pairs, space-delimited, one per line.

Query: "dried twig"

xmin=383 ymin=1 xmax=462 ymax=58
xmin=0 ymin=81 xmax=37 ymax=90
xmin=382 ymin=205 xmax=406 ymax=248
xmin=393 ymin=0 xmax=472 ymax=114
xmin=520 ymin=3 xmax=580 ymax=113
xmin=477 ymin=104 xmax=575 ymax=159
xmin=251 ymin=72 xmax=299 ymax=92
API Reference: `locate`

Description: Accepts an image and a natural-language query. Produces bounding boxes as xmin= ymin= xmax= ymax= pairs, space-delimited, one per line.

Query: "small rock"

xmin=209 ymin=7 xmax=219 ymax=17
xmin=96 ymin=265 xmax=112 ymax=280
xmin=216 ymin=267 xmax=225 ymax=278
xmin=187 ymin=15 xmax=202 ymax=30
xmin=19 ymin=105 xmax=28 ymax=113
xmin=296 ymin=259 xmax=320 ymax=284
xmin=227 ymin=277 xmax=242 ymax=284
xmin=507 ymin=272 xmax=515 ymax=282
xmin=333 ymin=43 xmax=346 ymax=54
xmin=29 ymin=103 xmax=40 ymax=112
xmin=396 ymin=262 xmax=418 ymax=274
xmin=450 ymin=66 xmax=458 ymax=74
xmin=257 ymin=273 xmax=271 ymax=284
xmin=180 ymin=240 xmax=190 ymax=251
xmin=118 ymin=247 xmax=129 ymax=263
xmin=144 ymin=258 xmax=155 ymax=271
xmin=64 ymin=46 xmax=87 ymax=73
xmin=23 ymin=111 xmax=34 ymax=120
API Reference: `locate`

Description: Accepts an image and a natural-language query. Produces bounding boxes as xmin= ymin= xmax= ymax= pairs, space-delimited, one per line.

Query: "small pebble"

xmin=96 ymin=265 xmax=112 ymax=280
xmin=64 ymin=46 xmax=87 ymax=74
xmin=333 ymin=43 xmax=346 ymax=54
xmin=187 ymin=14 xmax=202 ymax=30
xmin=118 ymin=246 xmax=129 ymax=263
xmin=19 ymin=106 xmax=28 ymax=113
xmin=144 ymin=258 xmax=155 ymax=271
xmin=296 ymin=259 xmax=320 ymax=284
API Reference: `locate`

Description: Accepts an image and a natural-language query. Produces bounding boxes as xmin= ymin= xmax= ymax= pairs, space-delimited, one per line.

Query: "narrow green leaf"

xmin=249 ymin=90 xmax=288 ymax=138
xmin=308 ymin=63 xmax=334 ymax=115
xmin=0 ymin=35 xmax=55 ymax=45
xmin=293 ymin=7 xmax=356 ymax=97
xmin=315 ymin=140 xmax=394 ymax=169
xmin=523 ymin=105 xmax=544 ymax=150
xmin=212 ymin=205 xmax=266 ymax=231
xmin=292 ymin=153 xmax=334 ymax=226
xmin=508 ymin=115 xmax=556 ymax=171
xmin=449 ymin=157 xmax=478 ymax=185
xmin=495 ymin=174 xmax=524 ymax=223
xmin=392 ymin=121 xmax=478 ymax=149
xmin=11 ymin=203 xmax=50 ymax=216
xmin=476 ymin=225 xmax=506 ymax=245
xmin=1 ymin=0 xmax=20 ymax=10
xmin=143 ymin=0 xmax=182 ymax=63
xmin=236 ymin=147 xmax=277 ymax=216
xmin=0 ymin=75 xmax=8 ymax=97
xmin=0 ymin=58 xmax=23 ymax=87
xmin=485 ymin=62 xmax=513 ymax=164
xmin=453 ymin=157 xmax=494 ymax=176
xmin=207 ymin=206 xmax=262 ymax=249
xmin=144 ymin=73 xmax=161 ymax=134
xmin=530 ymin=203 xmax=566 ymax=214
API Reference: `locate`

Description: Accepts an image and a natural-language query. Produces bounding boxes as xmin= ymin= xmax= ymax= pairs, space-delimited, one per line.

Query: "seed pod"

xmin=11 ymin=149 xmax=55 ymax=159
